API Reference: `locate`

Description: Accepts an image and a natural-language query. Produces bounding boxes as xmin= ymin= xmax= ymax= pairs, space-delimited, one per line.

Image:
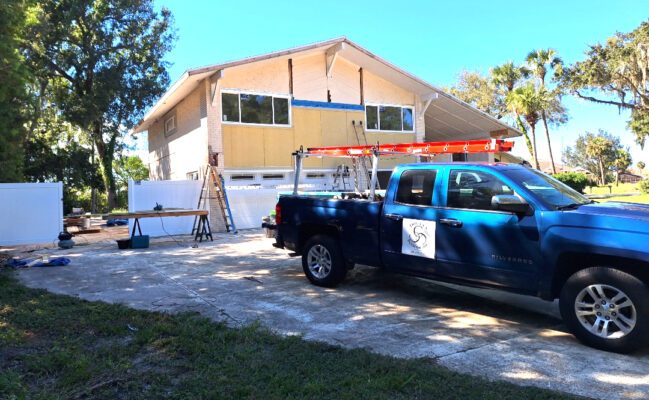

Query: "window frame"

xmin=445 ymin=169 xmax=518 ymax=213
xmin=394 ymin=169 xmax=438 ymax=207
xmin=220 ymin=89 xmax=292 ymax=128
xmin=364 ymin=103 xmax=415 ymax=133
xmin=164 ymin=114 xmax=176 ymax=136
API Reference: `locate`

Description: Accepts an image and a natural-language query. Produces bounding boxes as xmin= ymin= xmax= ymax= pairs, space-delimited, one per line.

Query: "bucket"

xmin=116 ymin=239 xmax=131 ymax=249
xmin=130 ymin=235 xmax=150 ymax=249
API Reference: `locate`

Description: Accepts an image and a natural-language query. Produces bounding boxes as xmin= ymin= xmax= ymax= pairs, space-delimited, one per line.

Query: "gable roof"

xmin=133 ymin=37 xmax=521 ymax=138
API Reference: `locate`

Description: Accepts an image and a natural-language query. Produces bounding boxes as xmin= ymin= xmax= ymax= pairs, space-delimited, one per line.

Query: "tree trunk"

xmin=541 ymin=112 xmax=556 ymax=174
xmin=598 ymin=158 xmax=606 ymax=185
xmin=515 ymin=116 xmax=534 ymax=164
xmin=530 ymin=124 xmax=540 ymax=170
xmin=91 ymin=142 xmax=97 ymax=213
xmin=93 ymin=123 xmax=117 ymax=210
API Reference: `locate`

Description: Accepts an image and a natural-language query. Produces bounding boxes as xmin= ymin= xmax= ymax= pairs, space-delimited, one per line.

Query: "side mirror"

xmin=492 ymin=194 xmax=533 ymax=216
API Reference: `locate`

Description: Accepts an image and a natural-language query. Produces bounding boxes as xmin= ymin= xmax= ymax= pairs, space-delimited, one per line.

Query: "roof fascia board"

xmin=209 ymin=70 xmax=224 ymax=106
xmin=132 ymin=71 xmax=189 ymax=133
xmin=341 ymin=38 xmax=523 ymax=137
xmin=187 ymin=37 xmax=346 ymax=76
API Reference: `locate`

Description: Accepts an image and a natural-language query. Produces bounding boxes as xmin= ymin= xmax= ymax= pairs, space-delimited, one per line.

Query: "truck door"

xmin=380 ymin=168 xmax=442 ymax=274
xmin=435 ymin=169 xmax=541 ymax=291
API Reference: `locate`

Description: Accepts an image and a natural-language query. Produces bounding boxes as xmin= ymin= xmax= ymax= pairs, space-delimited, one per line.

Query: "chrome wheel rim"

xmin=307 ymin=245 xmax=332 ymax=279
xmin=574 ymin=284 xmax=637 ymax=340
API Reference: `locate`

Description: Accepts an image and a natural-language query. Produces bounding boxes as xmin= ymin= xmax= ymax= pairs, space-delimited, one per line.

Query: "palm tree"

xmin=526 ymin=49 xmax=564 ymax=173
xmin=507 ymin=83 xmax=543 ymax=170
xmin=490 ymin=62 xmax=535 ymax=159
xmin=491 ymin=61 xmax=530 ymax=92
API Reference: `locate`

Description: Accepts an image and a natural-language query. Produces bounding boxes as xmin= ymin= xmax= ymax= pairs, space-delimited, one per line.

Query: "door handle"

xmin=439 ymin=218 xmax=463 ymax=228
xmin=385 ymin=213 xmax=403 ymax=221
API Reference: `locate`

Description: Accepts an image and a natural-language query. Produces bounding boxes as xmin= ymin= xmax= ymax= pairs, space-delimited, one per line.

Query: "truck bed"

xmin=278 ymin=195 xmax=383 ymax=267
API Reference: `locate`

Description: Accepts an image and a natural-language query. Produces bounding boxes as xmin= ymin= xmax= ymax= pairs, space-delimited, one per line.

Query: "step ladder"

xmin=193 ymin=165 xmax=237 ymax=234
xmin=332 ymin=164 xmax=350 ymax=191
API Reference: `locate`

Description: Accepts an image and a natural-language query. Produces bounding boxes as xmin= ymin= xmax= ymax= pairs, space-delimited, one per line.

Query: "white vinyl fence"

xmin=0 ymin=182 xmax=63 ymax=246
xmin=226 ymin=187 xmax=279 ymax=230
xmin=127 ymin=180 xmax=202 ymax=237
xmin=127 ymin=179 xmax=291 ymax=232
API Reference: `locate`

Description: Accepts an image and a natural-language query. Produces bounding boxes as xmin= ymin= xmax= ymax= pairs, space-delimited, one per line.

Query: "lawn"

xmin=586 ymin=182 xmax=639 ymax=195
xmin=0 ymin=272 xmax=573 ymax=400
xmin=601 ymin=193 xmax=649 ymax=204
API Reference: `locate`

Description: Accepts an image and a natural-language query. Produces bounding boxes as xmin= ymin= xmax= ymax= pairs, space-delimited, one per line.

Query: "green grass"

xmin=0 ymin=272 xmax=575 ymax=400
xmin=586 ymin=182 xmax=639 ymax=195
xmin=601 ymin=193 xmax=649 ymax=204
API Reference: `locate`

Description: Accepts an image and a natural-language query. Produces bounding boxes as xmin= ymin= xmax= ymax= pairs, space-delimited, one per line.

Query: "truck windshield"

xmin=506 ymin=168 xmax=592 ymax=209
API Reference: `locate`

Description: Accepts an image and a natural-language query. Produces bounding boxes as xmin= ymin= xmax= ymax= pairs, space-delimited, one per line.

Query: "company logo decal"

xmin=402 ymin=218 xmax=436 ymax=259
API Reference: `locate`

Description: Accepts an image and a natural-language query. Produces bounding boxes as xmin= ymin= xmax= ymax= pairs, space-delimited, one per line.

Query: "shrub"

xmin=640 ymin=179 xmax=649 ymax=194
xmin=553 ymin=172 xmax=590 ymax=193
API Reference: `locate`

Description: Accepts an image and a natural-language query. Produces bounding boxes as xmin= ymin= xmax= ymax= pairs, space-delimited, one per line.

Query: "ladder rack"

xmin=292 ymin=139 xmax=514 ymax=200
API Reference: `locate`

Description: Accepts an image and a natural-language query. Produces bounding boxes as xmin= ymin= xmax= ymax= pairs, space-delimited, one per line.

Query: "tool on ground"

xmin=4 ymin=256 xmax=71 ymax=268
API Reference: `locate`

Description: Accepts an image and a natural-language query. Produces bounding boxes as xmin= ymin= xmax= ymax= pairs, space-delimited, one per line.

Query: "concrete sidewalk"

xmin=15 ymin=230 xmax=649 ymax=399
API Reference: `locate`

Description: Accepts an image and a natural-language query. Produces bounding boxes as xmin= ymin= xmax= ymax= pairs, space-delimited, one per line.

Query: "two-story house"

xmin=133 ymin=37 xmax=520 ymax=229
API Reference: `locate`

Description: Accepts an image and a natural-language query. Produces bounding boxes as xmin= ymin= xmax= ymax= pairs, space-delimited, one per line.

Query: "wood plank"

xmin=108 ymin=209 xmax=208 ymax=219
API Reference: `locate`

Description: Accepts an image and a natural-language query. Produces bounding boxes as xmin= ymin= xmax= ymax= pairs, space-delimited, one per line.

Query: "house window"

xmin=164 ymin=115 xmax=176 ymax=136
xmin=221 ymin=90 xmax=290 ymax=126
xmin=365 ymin=104 xmax=414 ymax=132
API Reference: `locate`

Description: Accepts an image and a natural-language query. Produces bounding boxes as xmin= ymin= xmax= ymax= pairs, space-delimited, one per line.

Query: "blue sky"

xmin=145 ymin=0 xmax=648 ymax=167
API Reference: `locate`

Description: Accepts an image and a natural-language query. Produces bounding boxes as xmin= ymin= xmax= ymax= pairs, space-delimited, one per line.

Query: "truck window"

xmin=447 ymin=170 xmax=513 ymax=211
xmin=396 ymin=170 xmax=437 ymax=206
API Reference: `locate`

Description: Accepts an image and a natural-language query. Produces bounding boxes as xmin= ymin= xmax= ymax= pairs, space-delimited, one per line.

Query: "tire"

xmin=301 ymin=235 xmax=347 ymax=287
xmin=559 ymin=267 xmax=649 ymax=353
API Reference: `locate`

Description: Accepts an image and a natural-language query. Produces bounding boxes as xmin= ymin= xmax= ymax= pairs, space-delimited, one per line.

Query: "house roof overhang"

xmin=132 ymin=37 xmax=521 ymax=139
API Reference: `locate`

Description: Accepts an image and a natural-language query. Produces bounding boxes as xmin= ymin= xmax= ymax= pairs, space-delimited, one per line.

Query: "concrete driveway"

xmin=15 ymin=230 xmax=649 ymax=399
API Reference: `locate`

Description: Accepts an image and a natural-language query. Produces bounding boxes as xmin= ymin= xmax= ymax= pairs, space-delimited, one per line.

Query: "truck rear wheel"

xmin=302 ymin=235 xmax=347 ymax=287
xmin=559 ymin=267 xmax=649 ymax=353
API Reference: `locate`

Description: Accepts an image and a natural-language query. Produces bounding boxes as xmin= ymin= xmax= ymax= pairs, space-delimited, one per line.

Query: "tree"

xmin=506 ymin=83 xmax=544 ymax=169
xmin=564 ymin=131 xmax=623 ymax=185
xmin=490 ymin=62 xmax=536 ymax=160
xmin=113 ymin=155 xmax=149 ymax=208
xmin=448 ymin=71 xmax=505 ymax=118
xmin=491 ymin=61 xmax=530 ymax=92
xmin=613 ymin=148 xmax=632 ymax=185
xmin=526 ymin=49 xmax=565 ymax=173
xmin=561 ymin=21 xmax=649 ymax=147
xmin=23 ymin=0 xmax=175 ymax=209
xmin=113 ymin=155 xmax=149 ymax=190
xmin=638 ymin=161 xmax=646 ymax=171
xmin=0 ymin=0 xmax=30 ymax=182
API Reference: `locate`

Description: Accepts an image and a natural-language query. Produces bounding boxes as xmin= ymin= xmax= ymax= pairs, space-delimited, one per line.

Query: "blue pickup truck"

xmin=274 ymin=163 xmax=649 ymax=353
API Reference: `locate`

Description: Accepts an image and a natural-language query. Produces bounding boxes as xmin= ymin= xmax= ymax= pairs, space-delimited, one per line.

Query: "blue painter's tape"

xmin=291 ymin=99 xmax=365 ymax=111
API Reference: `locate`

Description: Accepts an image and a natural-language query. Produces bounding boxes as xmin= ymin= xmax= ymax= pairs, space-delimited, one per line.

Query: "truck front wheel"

xmin=301 ymin=235 xmax=347 ymax=287
xmin=559 ymin=267 xmax=649 ymax=353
